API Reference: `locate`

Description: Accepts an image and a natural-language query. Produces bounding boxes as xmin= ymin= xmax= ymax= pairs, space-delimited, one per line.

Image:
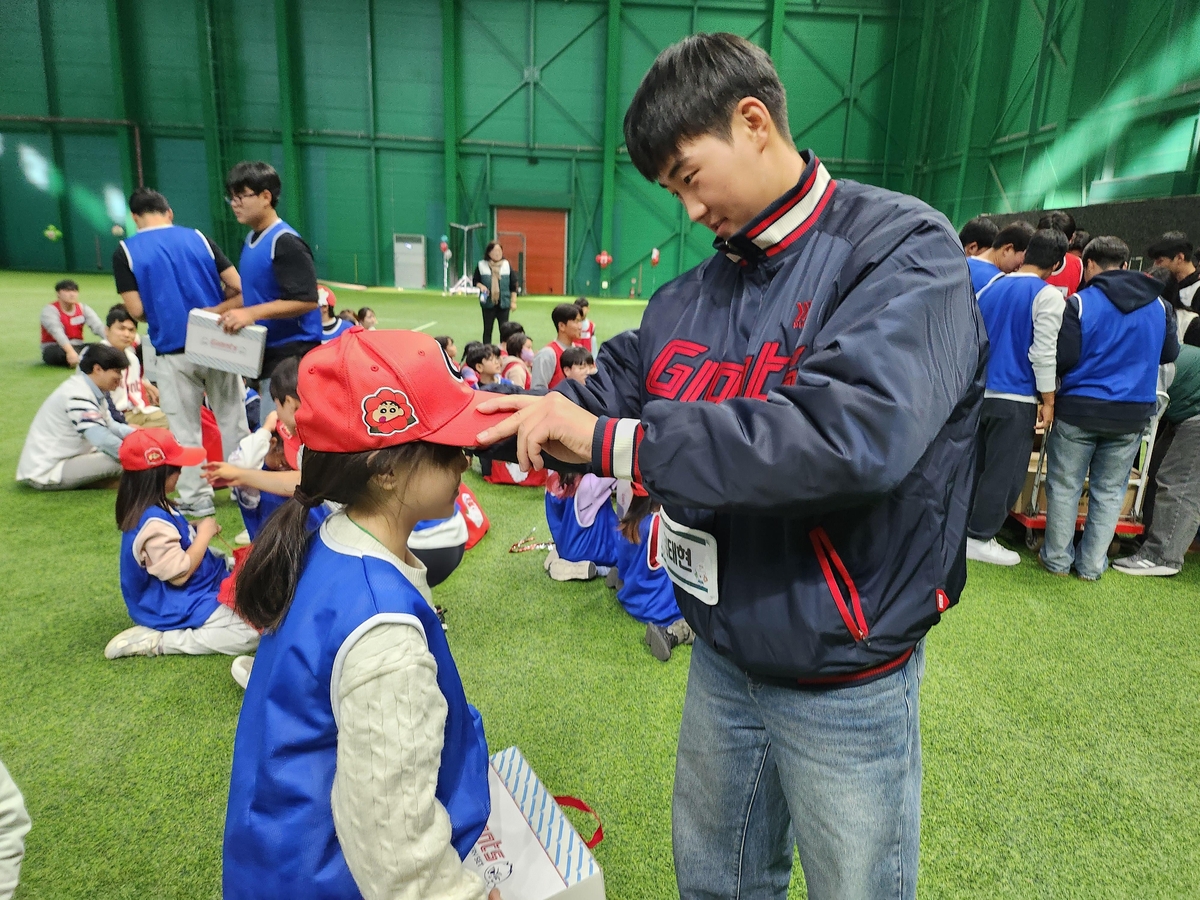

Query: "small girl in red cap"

xmin=104 ymin=428 xmax=260 ymax=661
xmin=224 ymin=327 xmax=506 ymax=900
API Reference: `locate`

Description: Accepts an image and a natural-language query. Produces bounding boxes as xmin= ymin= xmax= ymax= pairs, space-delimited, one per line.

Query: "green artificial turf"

xmin=1 ymin=270 xmax=1197 ymax=899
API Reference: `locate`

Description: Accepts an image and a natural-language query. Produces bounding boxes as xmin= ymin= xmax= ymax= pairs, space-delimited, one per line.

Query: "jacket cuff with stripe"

xmin=591 ymin=416 xmax=644 ymax=481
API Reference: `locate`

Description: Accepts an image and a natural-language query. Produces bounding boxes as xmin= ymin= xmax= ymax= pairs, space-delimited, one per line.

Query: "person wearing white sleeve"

xmin=39 ymin=278 xmax=106 ymax=367
xmin=965 ymin=228 xmax=1069 ymax=565
xmin=223 ymin=328 xmax=510 ymax=900
xmin=102 ymin=305 xmax=169 ymax=429
xmin=17 ymin=344 xmax=135 ymax=490
xmin=0 ymin=760 xmax=30 ymax=900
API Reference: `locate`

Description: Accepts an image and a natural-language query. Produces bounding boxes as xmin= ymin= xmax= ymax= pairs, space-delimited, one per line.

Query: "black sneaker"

xmin=645 ymin=623 xmax=676 ymax=662
xmin=435 ymin=606 xmax=448 ymax=632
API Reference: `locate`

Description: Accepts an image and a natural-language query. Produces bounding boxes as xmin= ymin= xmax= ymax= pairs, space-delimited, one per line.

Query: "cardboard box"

xmin=1012 ymin=452 xmax=1139 ymax=518
xmin=464 ymin=747 xmax=605 ymax=900
xmin=184 ymin=309 xmax=267 ymax=378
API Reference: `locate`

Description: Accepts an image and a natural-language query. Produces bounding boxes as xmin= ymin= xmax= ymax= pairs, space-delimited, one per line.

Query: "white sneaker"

xmin=966 ymin=537 xmax=1020 ymax=566
xmin=104 ymin=625 xmax=164 ymax=659
xmin=544 ymin=545 xmax=559 ymax=572
xmin=548 ymin=557 xmax=598 ymax=582
xmin=234 ymin=529 xmax=251 ymax=546
xmin=1113 ymin=555 xmax=1179 ymax=577
xmin=231 ymin=655 xmax=255 ymax=689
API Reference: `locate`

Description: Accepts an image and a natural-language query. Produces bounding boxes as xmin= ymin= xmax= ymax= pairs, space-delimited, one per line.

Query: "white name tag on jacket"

xmin=655 ymin=509 xmax=719 ymax=606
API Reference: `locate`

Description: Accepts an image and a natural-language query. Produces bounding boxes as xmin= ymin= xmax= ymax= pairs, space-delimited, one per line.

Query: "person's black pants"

xmin=410 ymin=543 xmax=466 ymax=588
xmin=481 ymin=306 xmax=509 ymax=344
xmin=41 ymin=341 xmax=85 ymax=366
xmin=968 ymin=397 xmax=1039 ymax=540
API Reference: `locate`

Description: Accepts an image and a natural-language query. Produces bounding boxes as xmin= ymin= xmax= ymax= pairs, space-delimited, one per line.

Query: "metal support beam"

xmin=442 ymin=0 xmax=459 ymax=228
xmin=275 ymin=0 xmax=305 ymax=233
xmin=767 ymin=0 xmax=787 ymax=62
xmin=36 ymin=0 xmax=74 ymax=270
xmin=195 ymin=0 xmax=230 ymax=250
xmin=599 ymin=0 xmax=622 ymax=255
xmin=902 ymin=0 xmax=936 ymax=195
xmin=106 ymin=0 xmax=145 ymax=198
xmin=1017 ymin=0 xmax=1059 ymax=208
xmin=366 ymin=0 xmax=381 ymax=285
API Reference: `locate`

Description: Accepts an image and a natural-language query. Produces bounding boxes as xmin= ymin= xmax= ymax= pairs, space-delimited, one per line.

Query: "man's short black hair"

xmin=574 ymin=297 xmax=589 ymax=309
xmin=128 ymin=187 xmax=170 ymax=216
xmin=1147 ymin=265 xmax=1182 ymax=309
xmin=560 ymin=346 xmax=590 ymax=370
xmin=1082 ymin=235 xmax=1130 ymax=270
xmin=269 ymin=355 xmax=301 ymax=404
xmin=1036 ymin=210 xmax=1076 ymax=240
xmin=498 ymin=321 xmax=524 ymax=344
xmin=460 ymin=341 xmax=483 ymax=362
xmin=624 ymin=32 xmax=790 ymax=182
xmin=1068 ymin=230 xmax=1091 ymax=253
xmin=1147 ymin=230 xmax=1193 ymax=261
xmin=55 ymin=279 xmax=79 ymax=293
xmin=1024 ymin=228 xmax=1068 ymax=271
xmin=992 ymin=221 xmax=1035 ymax=252
xmin=464 ymin=343 xmax=500 ymax=372
xmin=106 ymin=304 xmax=135 ymax=328
xmin=225 ymin=160 xmax=281 ymax=207
xmin=505 ymin=331 xmax=530 ymax=358
xmin=552 ymin=303 xmax=582 ymax=329
xmin=80 ymin=343 xmax=129 ymax=374
xmin=958 ymin=216 xmax=998 ymax=251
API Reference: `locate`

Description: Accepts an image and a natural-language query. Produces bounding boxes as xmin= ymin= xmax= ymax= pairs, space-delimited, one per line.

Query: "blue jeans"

xmin=673 ymin=638 xmax=925 ymax=900
xmin=1039 ymin=420 xmax=1142 ymax=579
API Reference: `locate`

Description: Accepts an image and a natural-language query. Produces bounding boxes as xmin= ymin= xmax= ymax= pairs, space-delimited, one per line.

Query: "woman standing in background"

xmin=474 ymin=241 xmax=519 ymax=343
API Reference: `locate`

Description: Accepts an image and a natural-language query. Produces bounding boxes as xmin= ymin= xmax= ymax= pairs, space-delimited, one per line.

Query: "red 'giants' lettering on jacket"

xmin=647 ymin=339 xmax=807 ymax=401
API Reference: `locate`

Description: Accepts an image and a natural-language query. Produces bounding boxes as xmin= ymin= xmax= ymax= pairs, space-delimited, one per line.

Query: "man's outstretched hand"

xmin=475 ymin=393 xmax=597 ymax=471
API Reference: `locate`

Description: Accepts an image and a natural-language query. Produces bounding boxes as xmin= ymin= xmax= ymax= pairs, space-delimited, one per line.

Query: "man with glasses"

xmin=114 ymin=187 xmax=250 ymax=518
xmin=218 ymin=161 xmax=322 ymax=401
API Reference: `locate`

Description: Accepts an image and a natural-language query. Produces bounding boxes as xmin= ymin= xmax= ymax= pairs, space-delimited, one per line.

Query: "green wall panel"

xmin=129 ymin=0 xmax=205 ymax=126
xmin=0 ymin=0 xmax=49 ymax=116
xmin=58 ymin=133 xmax=124 ymax=272
xmin=0 ymin=132 xmax=67 ymax=270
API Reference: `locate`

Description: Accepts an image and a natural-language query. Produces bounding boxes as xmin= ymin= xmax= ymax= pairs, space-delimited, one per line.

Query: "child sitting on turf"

xmin=559 ymin=346 xmax=592 ymax=384
xmin=223 ymin=328 xmax=500 ymax=900
xmin=498 ymin=320 xmax=524 ymax=354
xmin=543 ymin=471 xmax=618 ymax=581
xmin=356 ymin=307 xmax=377 ymax=330
xmin=104 ymin=429 xmax=260 ymax=661
xmin=573 ymin=297 xmax=596 ymax=353
xmin=435 ymin=334 xmax=458 ymax=366
xmin=204 ymin=357 xmax=331 ymax=540
xmin=614 ymin=484 xmax=695 ymax=661
xmin=458 ymin=341 xmax=482 ymax=387
xmin=501 ymin=332 xmax=533 ymax=388
xmin=463 ymin=343 xmax=512 ymax=388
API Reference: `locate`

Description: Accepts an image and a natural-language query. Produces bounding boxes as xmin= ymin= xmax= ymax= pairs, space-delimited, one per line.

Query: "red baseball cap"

xmin=294 ymin=327 xmax=513 ymax=452
xmin=119 ymin=428 xmax=208 ymax=471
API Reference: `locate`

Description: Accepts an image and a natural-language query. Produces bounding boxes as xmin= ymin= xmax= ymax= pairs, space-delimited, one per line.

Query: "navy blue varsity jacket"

xmin=557 ymin=151 xmax=988 ymax=685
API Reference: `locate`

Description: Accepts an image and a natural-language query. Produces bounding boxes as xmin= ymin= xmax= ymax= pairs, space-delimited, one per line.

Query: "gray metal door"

xmin=393 ymin=234 xmax=427 ymax=289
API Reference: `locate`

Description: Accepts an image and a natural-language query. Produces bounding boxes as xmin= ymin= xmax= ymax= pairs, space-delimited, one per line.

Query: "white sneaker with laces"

xmin=104 ymin=625 xmax=164 ymax=660
xmin=1113 ymin=555 xmax=1179 ymax=577
xmin=965 ymin=537 xmax=1020 ymax=566
xmin=231 ymin=655 xmax=255 ymax=689
xmin=548 ymin=557 xmax=598 ymax=582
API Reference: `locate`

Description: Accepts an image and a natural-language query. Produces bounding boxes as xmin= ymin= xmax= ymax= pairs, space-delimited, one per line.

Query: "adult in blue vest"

xmin=966 ymin=228 xmax=1068 ymax=566
xmin=966 ymin=220 xmax=1034 ymax=295
xmin=1041 ymin=236 xmax=1180 ymax=580
xmin=115 ymin=187 xmax=250 ymax=518
xmin=217 ymin=161 xmax=322 ymax=402
xmin=224 ymin=328 xmax=510 ymax=900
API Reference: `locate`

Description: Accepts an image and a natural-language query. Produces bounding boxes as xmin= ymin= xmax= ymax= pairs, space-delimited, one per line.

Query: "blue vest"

xmin=321 ymin=317 xmax=355 ymax=343
xmin=1060 ymin=286 xmax=1166 ymax=405
xmin=238 ymin=486 xmax=331 ymax=541
xmin=120 ymin=226 xmax=225 ymax=353
xmin=545 ymin=491 xmax=618 ymax=567
xmin=614 ymin=515 xmax=682 ymax=628
xmin=977 ymin=274 xmax=1045 ymax=397
xmin=967 ymin=256 xmax=1003 ymax=295
xmin=223 ymin=523 xmax=490 ymax=898
xmin=239 ymin=219 xmax=323 ymax=348
xmin=119 ymin=506 xmax=224 ymax=630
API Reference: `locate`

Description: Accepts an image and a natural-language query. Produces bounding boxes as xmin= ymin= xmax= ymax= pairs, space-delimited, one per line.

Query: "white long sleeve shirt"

xmin=980 ymin=273 xmax=1065 ymax=403
xmin=324 ymin=514 xmax=487 ymax=900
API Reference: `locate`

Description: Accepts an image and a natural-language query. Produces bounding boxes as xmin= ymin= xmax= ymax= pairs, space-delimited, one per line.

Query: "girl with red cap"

xmin=104 ymin=429 xmax=260 ymax=661
xmin=223 ymin=327 xmax=506 ymax=900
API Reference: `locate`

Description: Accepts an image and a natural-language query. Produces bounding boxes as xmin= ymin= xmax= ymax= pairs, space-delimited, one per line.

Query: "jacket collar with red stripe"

xmin=715 ymin=150 xmax=835 ymax=266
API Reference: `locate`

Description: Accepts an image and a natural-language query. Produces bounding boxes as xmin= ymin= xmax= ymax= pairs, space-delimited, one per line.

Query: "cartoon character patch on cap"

xmin=361 ymin=387 xmax=418 ymax=436
xmin=144 ymin=447 xmax=166 ymax=466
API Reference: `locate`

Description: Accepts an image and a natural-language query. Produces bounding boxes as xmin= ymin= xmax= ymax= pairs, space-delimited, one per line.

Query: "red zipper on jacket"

xmin=809 ymin=527 xmax=869 ymax=642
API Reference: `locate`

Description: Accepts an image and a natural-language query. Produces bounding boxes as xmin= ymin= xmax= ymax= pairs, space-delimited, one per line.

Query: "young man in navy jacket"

xmin=1040 ymin=236 xmax=1179 ymax=580
xmin=478 ymin=33 xmax=985 ymax=900
xmin=966 ymin=228 xmax=1068 ymax=566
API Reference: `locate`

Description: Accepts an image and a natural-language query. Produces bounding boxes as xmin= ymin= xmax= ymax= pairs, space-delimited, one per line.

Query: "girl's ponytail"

xmin=618 ymin=493 xmax=656 ymax=544
xmin=233 ymin=496 xmax=316 ymax=632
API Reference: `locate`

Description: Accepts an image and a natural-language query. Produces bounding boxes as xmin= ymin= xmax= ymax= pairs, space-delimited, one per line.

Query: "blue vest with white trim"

xmin=614 ymin=514 xmax=682 ymax=628
xmin=967 ymin=256 xmax=1002 ymax=295
xmin=119 ymin=506 xmax=224 ymax=630
xmin=238 ymin=486 xmax=331 ymax=541
xmin=120 ymin=226 xmax=225 ymax=353
xmin=223 ymin=521 xmax=490 ymax=898
xmin=545 ymin=491 xmax=618 ymax=567
xmin=239 ymin=219 xmax=323 ymax=348
xmin=1059 ymin=285 xmax=1166 ymax=405
xmin=976 ymin=274 xmax=1044 ymax=397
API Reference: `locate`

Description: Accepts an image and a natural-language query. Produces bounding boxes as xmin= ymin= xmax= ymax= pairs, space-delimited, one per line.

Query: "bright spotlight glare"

xmin=104 ymin=185 xmax=127 ymax=223
xmin=19 ymin=144 xmax=51 ymax=191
